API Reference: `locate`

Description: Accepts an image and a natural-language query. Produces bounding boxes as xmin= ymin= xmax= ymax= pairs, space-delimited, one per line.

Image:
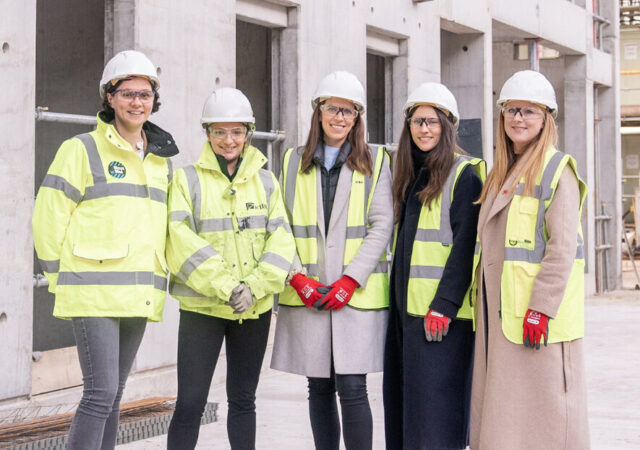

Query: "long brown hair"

xmin=299 ymin=102 xmax=372 ymax=176
xmin=477 ymin=109 xmax=557 ymax=203
xmin=392 ymin=107 xmax=464 ymax=224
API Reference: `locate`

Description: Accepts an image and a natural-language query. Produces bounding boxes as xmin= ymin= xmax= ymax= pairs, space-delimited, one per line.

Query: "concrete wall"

xmin=0 ymin=0 xmax=36 ymax=400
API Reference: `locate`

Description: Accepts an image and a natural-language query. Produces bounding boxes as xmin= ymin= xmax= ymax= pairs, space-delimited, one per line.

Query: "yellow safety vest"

xmin=166 ymin=143 xmax=295 ymax=320
xmin=500 ymin=147 xmax=587 ymax=344
xmin=32 ymin=115 xmax=174 ymax=321
xmin=279 ymin=145 xmax=390 ymax=310
xmin=405 ymin=155 xmax=486 ymax=320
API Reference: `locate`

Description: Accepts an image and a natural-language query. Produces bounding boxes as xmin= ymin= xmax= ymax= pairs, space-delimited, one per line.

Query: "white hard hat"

xmin=403 ymin=82 xmax=460 ymax=128
xmin=312 ymin=71 xmax=366 ymax=113
xmin=201 ymin=87 xmax=255 ymax=128
xmin=100 ymin=50 xmax=159 ymax=99
xmin=497 ymin=70 xmax=558 ymax=117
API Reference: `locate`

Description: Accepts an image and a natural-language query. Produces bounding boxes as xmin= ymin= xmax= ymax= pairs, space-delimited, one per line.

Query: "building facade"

xmin=0 ymin=0 xmax=620 ymax=409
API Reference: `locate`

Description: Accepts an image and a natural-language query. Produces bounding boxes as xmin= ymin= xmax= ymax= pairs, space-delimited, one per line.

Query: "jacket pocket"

xmin=73 ymin=241 xmax=129 ymax=261
xmin=252 ymin=237 xmax=265 ymax=262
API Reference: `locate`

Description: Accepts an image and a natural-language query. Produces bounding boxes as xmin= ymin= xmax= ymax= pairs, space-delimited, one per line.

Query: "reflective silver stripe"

xmin=57 ymin=271 xmax=154 ymax=286
xmin=149 ymin=187 xmax=167 ymax=203
xmin=258 ymin=169 xmax=273 ymax=212
xmin=414 ymin=228 xmax=448 ymax=243
xmin=167 ymin=159 xmax=174 ymax=183
xmin=515 ymin=184 xmax=543 ymax=198
xmin=475 ymin=241 xmax=480 ymax=255
xmin=260 ymin=252 xmax=292 ymax=271
xmin=345 ymin=225 xmax=366 ymax=239
xmin=504 ymin=247 xmax=539 ymax=262
xmin=154 ymin=275 xmax=167 ymax=291
xmin=83 ymin=183 xmax=149 ymax=200
xmin=364 ymin=145 xmax=379 ymax=221
xmin=266 ymin=217 xmax=292 ymax=234
xmin=285 ymin=148 xmax=302 ymax=212
xmin=200 ymin=217 xmax=234 ymax=233
xmin=77 ymin=133 xmax=106 ymax=184
xmin=184 ymin=166 xmax=201 ymax=233
xmin=342 ymin=260 xmax=388 ymax=274
xmin=409 ymin=265 xmax=444 ymax=279
xmin=437 ymin=156 xmax=469 ymax=245
xmin=576 ymin=245 xmax=584 ymax=259
xmin=169 ymin=279 xmax=205 ymax=298
xmin=304 ymin=263 xmax=318 ymax=277
xmin=41 ymin=174 xmax=82 ymax=203
xmin=38 ymin=258 xmax=60 ymax=273
xmin=292 ymin=225 xmax=317 ymax=239
xmin=170 ymin=210 xmax=197 ymax=231
xmin=376 ymin=260 xmax=389 ymax=273
xmin=177 ymin=246 xmax=219 ymax=282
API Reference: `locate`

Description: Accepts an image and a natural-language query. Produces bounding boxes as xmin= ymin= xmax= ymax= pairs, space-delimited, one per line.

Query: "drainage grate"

xmin=0 ymin=398 xmax=217 ymax=450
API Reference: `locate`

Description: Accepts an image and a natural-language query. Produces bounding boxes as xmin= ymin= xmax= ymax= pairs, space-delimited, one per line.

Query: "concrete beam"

xmin=237 ymin=0 xmax=288 ymax=28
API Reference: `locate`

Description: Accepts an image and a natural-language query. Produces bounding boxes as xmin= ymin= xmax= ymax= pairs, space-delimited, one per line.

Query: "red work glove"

xmin=289 ymin=274 xmax=327 ymax=308
xmin=523 ymin=309 xmax=549 ymax=349
xmin=317 ymin=275 xmax=359 ymax=311
xmin=424 ymin=309 xmax=451 ymax=342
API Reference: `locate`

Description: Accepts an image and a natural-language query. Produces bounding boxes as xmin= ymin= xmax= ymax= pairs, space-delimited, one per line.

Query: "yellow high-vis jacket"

xmin=166 ymin=142 xmax=295 ymax=320
xmin=32 ymin=113 xmax=178 ymax=321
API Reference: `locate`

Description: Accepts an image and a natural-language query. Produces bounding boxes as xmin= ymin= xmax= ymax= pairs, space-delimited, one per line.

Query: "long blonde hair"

xmin=477 ymin=109 xmax=557 ymax=203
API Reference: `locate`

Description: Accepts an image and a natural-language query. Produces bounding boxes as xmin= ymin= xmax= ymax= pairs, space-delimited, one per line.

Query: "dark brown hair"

xmin=100 ymin=78 xmax=161 ymax=121
xmin=392 ymin=107 xmax=465 ymax=224
xmin=299 ymin=103 xmax=372 ymax=177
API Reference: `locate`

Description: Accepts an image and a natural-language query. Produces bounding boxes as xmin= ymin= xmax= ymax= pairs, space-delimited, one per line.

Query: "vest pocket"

xmin=512 ymin=261 xmax=537 ymax=317
xmin=506 ymin=197 xmax=538 ymax=250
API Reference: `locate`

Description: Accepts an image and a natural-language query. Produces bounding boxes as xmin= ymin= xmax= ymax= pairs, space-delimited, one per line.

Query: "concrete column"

xmin=596 ymin=83 xmax=623 ymax=291
xmin=565 ymin=55 xmax=596 ymax=294
xmin=0 ymin=0 xmax=36 ymax=400
xmin=441 ymin=31 xmax=486 ymax=159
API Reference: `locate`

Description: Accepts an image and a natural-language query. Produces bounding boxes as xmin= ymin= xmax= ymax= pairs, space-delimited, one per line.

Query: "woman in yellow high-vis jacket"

xmin=271 ymin=71 xmax=394 ymax=450
xmin=383 ymin=82 xmax=484 ymax=450
xmin=165 ymin=88 xmax=295 ymax=450
xmin=470 ymin=70 xmax=590 ymax=449
xmin=32 ymin=50 xmax=178 ymax=450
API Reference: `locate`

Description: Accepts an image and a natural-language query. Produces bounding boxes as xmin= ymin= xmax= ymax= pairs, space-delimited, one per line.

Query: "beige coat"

xmin=271 ymin=155 xmax=393 ymax=377
xmin=470 ymin=151 xmax=590 ymax=450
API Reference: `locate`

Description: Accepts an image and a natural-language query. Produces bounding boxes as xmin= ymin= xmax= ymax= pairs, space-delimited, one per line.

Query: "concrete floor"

xmin=119 ymin=283 xmax=640 ymax=449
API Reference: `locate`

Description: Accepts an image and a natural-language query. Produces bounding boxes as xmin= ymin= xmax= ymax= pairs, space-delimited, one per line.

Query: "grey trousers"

xmin=67 ymin=317 xmax=147 ymax=450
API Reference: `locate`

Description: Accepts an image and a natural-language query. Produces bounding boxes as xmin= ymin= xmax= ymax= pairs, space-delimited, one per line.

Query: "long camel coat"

xmin=470 ymin=150 xmax=590 ymax=450
xmin=271 ymin=150 xmax=394 ymax=377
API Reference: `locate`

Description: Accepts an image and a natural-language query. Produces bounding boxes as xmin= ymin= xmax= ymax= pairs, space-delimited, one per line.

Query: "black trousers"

xmin=307 ymin=369 xmax=373 ymax=450
xmin=167 ymin=309 xmax=271 ymax=450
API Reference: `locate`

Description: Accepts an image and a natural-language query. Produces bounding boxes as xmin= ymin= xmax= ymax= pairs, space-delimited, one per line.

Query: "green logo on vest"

xmin=108 ymin=161 xmax=126 ymax=179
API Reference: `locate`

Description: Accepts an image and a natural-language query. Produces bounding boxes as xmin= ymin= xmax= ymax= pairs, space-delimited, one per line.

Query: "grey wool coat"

xmin=470 ymin=149 xmax=590 ymax=450
xmin=271 ymin=150 xmax=394 ymax=378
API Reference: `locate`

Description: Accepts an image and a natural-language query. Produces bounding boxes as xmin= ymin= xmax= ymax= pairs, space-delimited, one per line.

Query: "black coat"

xmin=383 ymin=150 xmax=482 ymax=449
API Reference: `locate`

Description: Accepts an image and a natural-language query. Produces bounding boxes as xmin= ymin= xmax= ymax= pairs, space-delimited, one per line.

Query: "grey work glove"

xmin=229 ymin=283 xmax=254 ymax=314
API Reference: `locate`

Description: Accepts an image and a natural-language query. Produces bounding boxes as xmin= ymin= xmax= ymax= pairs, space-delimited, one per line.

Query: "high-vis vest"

xmin=500 ymin=147 xmax=587 ymax=344
xmin=32 ymin=116 xmax=174 ymax=321
xmin=279 ymin=145 xmax=390 ymax=310
xmin=405 ymin=155 xmax=486 ymax=319
xmin=166 ymin=143 xmax=295 ymax=320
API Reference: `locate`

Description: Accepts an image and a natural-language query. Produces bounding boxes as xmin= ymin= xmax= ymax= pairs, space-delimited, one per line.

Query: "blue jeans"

xmin=67 ymin=317 xmax=147 ymax=450
xmin=308 ymin=372 xmax=373 ymax=450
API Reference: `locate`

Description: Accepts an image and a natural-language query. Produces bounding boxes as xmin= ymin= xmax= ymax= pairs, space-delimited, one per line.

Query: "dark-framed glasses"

xmin=320 ymin=104 xmax=358 ymax=120
xmin=113 ymin=89 xmax=156 ymax=102
xmin=408 ymin=117 xmax=441 ymax=129
xmin=501 ymin=106 xmax=545 ymax=121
